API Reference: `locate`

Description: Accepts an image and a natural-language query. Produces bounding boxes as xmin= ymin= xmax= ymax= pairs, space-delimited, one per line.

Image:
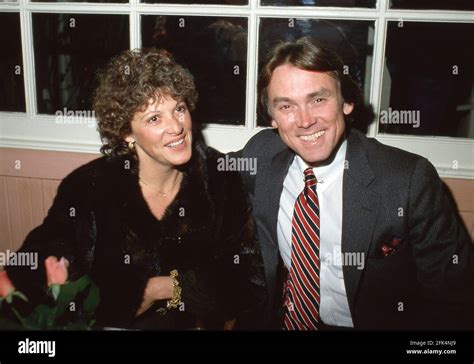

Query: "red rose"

xmin=0 ymin=270 xmax=15 ymax=297
xmin=45 ymin=256 xmax=69 ymax=286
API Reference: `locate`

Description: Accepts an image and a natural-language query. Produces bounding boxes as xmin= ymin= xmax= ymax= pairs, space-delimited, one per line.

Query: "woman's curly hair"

xmin=94 ymin=48 xmax=198 ymax=158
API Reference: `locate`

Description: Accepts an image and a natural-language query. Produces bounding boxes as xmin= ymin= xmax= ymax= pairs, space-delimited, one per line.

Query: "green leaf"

xmin=54 ymin=284 xmax=78 ymax=320
xmin=12 ymin=291 xmax=29 ymax=302
xmin=3 ymin=275 xmax=100 ymax=330
xmin=5 ymin=294 xmax=12 ymax=304
xmin=67 ymin=275 xmax=92 ymax=293
xmin=50 ymin=284 xmax=60 ymax=301
xmin=25 ymin=304 xmax=56 ymax=330
xmin=83 ymin=282 xmax=100 ymax=314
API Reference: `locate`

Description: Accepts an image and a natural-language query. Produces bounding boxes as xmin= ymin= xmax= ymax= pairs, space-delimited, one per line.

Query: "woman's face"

xmin=126 ymin=94 xmax=193 ymax=169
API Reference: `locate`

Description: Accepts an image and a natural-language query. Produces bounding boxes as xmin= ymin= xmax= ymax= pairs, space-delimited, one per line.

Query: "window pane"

xmin=390 ymin=0 xmax=474 ymax=11
xmin=261 ymin=0 xmax=376 ymax=8
xmin=142 ymin=0 xmax=247 ymax=4
xmin=33 ymin=13 xmax=129 ymax=115
xmin=380 ymin=22 xmax=474 ymax=138
xmin=258 ymin=18 xmax=374 ymax=127
xmin=0 ymin=12 xmax=25 ymax=112
xmin=142 ymin=15 xmax=248 ymax=126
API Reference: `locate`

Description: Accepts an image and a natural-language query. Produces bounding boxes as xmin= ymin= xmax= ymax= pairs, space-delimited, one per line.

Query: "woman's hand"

xmin=136 ymin=276 xmax=174 ymax=316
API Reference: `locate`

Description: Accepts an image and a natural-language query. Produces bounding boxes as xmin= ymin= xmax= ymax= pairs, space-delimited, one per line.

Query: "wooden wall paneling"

xmin=17 ymin=178 xmax=33 ymax=250
xmin=5 ymin=177 xmax=22 ymax=251
xmin=444 ymin=178 xmax=473 ymax=213
xmin=41 ymin=179 xmax=57 ymax=218
xmin=0 ymin=176 xmax=12 ymax=256
xmin=30 ymin=178 xmax=46 ymax=229
xmin=459 ymin=212 xmax=473 ymax=240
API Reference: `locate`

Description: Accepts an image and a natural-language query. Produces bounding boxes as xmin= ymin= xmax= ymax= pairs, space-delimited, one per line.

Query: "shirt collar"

xmin=295 ymin=136 xmax=347 ymax=186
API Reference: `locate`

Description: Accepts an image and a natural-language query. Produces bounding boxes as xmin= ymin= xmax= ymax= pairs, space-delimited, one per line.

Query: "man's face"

xmin=268 ymin=64 xmax=354 ymax=166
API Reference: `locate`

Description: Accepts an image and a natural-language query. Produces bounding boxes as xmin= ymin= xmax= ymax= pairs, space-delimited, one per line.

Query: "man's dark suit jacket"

xmin=237 ymin=127 xmax=473 ymax=329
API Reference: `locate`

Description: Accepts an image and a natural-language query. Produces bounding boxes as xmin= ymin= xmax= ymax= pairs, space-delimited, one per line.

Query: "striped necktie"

xmin=283 ymin=167 xmax=320 ymax=330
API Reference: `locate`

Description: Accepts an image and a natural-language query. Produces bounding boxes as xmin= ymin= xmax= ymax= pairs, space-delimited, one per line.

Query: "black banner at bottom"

xmin=0 ymin=330 xmax=472 ymax=361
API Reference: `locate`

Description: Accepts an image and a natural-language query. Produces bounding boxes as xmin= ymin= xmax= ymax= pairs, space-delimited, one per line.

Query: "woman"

xmin=5 ymin=49 xmax=266 ymax=329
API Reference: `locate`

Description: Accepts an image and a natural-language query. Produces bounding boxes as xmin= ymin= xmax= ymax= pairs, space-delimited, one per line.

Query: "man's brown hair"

xmin=258 ymin=37 xmax=363 ymax=125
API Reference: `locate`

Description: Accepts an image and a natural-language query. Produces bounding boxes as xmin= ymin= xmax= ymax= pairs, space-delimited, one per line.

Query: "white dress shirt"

xmin=277 ymin=139 xmax=354 ymax=327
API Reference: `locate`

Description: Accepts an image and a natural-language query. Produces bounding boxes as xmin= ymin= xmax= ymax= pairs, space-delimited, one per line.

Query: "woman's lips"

xmin=166 ymin=138 xmax=185 ymax=148
xmin=165 ymin=134 xmax=187 ymax=151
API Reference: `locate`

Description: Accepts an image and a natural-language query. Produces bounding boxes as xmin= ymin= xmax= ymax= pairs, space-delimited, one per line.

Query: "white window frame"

xmin=0 ymin=0 xmax=473 ymax=178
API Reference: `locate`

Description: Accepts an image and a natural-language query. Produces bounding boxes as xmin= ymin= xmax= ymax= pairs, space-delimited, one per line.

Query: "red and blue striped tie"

xmin=283 ymin=167 xmax=320 ymax=330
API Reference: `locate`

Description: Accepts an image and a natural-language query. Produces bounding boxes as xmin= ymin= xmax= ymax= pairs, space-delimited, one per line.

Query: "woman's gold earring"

xmin=128 ymin=141 xmax=136 ymax=150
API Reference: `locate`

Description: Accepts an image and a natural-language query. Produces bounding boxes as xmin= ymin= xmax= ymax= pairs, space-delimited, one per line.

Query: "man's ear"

xmin=271 ymin=119 xmax=278 ymax=128
xmin=343 ymin=102 xmax=354 ymax=115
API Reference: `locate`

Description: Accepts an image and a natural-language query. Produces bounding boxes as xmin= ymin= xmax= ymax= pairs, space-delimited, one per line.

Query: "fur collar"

xmin=84 ymin=142 xmax=217 ymax=278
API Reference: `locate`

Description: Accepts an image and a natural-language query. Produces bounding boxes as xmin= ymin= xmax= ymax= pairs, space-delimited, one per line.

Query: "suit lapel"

xmin=254 ymin=146 xmax=294 ymax=249
xmin=252 ymin=146 xmax=294 ymax=314
xmin=341 ymin=130 xmax=381 ymax=319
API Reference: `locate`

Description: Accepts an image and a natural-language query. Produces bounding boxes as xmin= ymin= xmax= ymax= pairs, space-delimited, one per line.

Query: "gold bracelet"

xmin=166 ymin=269 xmax=182 ymax=310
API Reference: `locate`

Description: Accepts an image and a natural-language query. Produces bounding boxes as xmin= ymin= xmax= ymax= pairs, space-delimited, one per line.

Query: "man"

xmin=237 ymin=37 xmax=473 ymax=330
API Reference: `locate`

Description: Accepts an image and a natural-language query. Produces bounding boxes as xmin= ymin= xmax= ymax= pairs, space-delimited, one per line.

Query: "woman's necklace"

xmin=139 ymin=174 xmax=182 ymax=197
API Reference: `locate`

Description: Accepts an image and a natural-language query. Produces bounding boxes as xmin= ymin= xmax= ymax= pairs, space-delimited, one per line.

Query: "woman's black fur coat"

xmin=6 ymin=142 xmax=267 ymax=329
